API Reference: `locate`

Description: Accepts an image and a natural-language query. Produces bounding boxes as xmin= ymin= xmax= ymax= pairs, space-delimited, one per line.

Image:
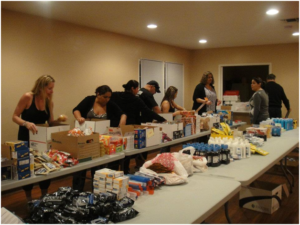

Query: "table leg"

xmin=280 ymin=159 xmax=293 ymax=193
xmin=284 ymin=156 xmax=295 ymax=187
xmin=224 ymin=201 xmax=232 ymax=224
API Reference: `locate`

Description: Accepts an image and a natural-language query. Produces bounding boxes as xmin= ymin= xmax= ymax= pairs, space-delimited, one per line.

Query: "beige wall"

xmin=190 ymin=44 xmax=299 ymax=122
xmin=1 ymin=10 xmax=299 ymax=143
xmin=1 ymin=10 xmax=192 ymax=142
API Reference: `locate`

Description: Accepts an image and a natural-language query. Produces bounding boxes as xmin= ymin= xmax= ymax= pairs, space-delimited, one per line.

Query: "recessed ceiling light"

xmin=199 ymin=39 xmax=207 ymax=44
xmin=147 ymin=24 xmax=157 ymax=29
xmin=292 ymin=32 xmax=299 ymax=36
xmin=266 ymin=9 xmax=279 ymax=15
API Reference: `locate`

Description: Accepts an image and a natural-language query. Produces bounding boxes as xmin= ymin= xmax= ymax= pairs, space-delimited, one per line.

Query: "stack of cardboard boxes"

xmin=4 ymin=141 xmax=31 ymax=180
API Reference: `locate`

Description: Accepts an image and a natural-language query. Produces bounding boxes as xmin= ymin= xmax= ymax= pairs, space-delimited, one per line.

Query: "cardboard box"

xmin=2 ymin=144 xmax=12 ymax=160
xmin=217 ymin=110 xmax=232 ymax=126
xmin=113 ymin=125 xmax=161 ymax=148
xmin=184 ymin=124 xmax=192 ymax=136
xmin=75 ymin=119 xmax=110 ymax=135
xmin=221 ymin=105 xmax=232 ymax=110
xmin=173 ymin=130 xmax=184 ymax=139
xmin=30 ymin=124 xmax=70 ymax=153
xmin=158 ymin=113 xmax=173 ymax=122
xmin=142 ymin=122 xmax=177 ymax=140
xmin=134 ymin=125 xmax=161 ymax=147
xmin=17 ymin=170 xmax=31 ymax=180
xmin=239 ymin=181 xmax=282 ymax=214
xmin=108 ymin=127 xmax=135 ymax=151
xmin=51 ymin=131 xmax=100 ymax=161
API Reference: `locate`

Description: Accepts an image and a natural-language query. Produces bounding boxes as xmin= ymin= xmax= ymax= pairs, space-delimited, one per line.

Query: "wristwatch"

xmin=22 ymin=121 xmax=27 ymax=127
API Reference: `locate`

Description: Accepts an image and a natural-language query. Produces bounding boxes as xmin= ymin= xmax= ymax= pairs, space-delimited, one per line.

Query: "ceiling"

xmin=1 ymin=1 xmax=299 ymax=50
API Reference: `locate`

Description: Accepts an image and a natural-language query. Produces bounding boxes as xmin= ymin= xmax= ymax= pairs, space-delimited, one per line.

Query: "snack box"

xmin=5 ymin=141 xmax=28 ymax=152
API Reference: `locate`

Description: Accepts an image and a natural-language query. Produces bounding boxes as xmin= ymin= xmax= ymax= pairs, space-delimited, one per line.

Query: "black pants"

xmin=22 ymin=180 xmax=51 ymax=191
xmin=269 ymin=107 xmax=282 ymax=118
xmin=160 ymin=146 xmax=171 ymax=153
xmin=123 ymin=152 xmax=148 ymax=175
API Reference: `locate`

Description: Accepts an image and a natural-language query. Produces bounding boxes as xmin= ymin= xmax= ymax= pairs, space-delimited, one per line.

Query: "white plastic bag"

xmin=192 ymin=156 xmax=208 ymax=173
xmin=141 ymin=153 xmax=188 ymax=185
xmin=172 ymin=147 xmax=195 ymax=176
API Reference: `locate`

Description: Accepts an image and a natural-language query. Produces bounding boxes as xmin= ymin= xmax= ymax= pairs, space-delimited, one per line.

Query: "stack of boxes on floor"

xmin=5 ymin=141 xmax=31 ymax=180
xmin=93 ymin=168 xmax=128 ymax=200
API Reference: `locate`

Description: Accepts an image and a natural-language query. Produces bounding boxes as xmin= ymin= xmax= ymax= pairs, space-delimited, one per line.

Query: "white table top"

xmin=120 ymin=175 xmax=241 ymax=224
xmin=1 ymin=153 xmax=125 ymax=192
xmin=199 ymin=128 xmax=299 ymax=185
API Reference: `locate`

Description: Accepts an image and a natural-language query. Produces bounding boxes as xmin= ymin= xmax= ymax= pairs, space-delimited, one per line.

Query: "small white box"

xmin=113 ymin=176 xmax=129 ymax=185
xmin=107 ymin=171 xmax=124 ymax=179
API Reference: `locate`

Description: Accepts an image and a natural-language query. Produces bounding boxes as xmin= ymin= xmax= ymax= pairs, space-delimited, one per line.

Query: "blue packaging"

xmin=11 ymin=148 xmax=29 ymax=159
xmin=272 ymin=126 xmax=281 ymax=137
xmin=5 ymin=140 xmax=28 ymax=151
xmin=17 ymin=170 xmax=31 ymax=180
xmin=184 ymin=124 xmax=192 ymax=137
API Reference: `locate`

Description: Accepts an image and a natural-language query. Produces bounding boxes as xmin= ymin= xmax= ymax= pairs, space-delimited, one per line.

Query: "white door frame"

xmin=218 ymin=63 xmax=272 ymax=101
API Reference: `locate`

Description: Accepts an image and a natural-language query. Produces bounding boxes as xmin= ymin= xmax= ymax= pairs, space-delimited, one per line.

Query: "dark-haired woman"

xmin=249 ymin=77 xmax=269 ymax=124
xmin=192 ymin=71 xmax=221 ymax=115
xmin=72 ymin=85 xmax=127 ymax=191
xmin=111 ymin=80 xmax=166 ymax=174
xmin=161 ymin=86 xmax=185 ymax=116
xmin=73 ymin=85 xmax=126 ymax=127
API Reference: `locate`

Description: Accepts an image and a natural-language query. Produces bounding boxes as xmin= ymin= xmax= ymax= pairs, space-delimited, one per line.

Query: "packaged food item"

xmin=98 ymin=192 xmax=117 ymax=203
xmin=35 ymin=167 xmax=49 ymax=175
xmin=112 ymin=197 xmax=134 ymax=211
xmin=90 ymin=216 xmax=109 ymax=224
xmin=109 ymin=207 xmax=139 ymax=223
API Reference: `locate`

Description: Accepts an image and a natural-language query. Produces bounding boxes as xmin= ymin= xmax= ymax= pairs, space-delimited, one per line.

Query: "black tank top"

xmin=18 ymin=95 xmax=50 ymax=143
xmin=168 ymin=101 xmax=175 ymax=113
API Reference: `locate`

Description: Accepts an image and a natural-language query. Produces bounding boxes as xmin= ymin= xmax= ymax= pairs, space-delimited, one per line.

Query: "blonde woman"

xmin=12 ymin=75 xmax=63 ymax=200
xmin=161 ymin=86 xmax=185 ymax=116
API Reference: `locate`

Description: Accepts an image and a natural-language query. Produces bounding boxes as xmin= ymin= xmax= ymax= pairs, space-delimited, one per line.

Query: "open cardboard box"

xmin=158 ymin=113 xmax=173 ymax=122
xmin=51 ymin=131 xmax=100 ymax=162
xmin=75 ymin=118 xmax=110 ymax=135
xmin=111 ymin=125 xmax=162 ymax=148
xmin=239 ymin=181 xmax=282 ymax=214
xmin=142 ymin=122 xmax=179 ymax=140
xmin=29 ymin=123 xmax=70 ymax=153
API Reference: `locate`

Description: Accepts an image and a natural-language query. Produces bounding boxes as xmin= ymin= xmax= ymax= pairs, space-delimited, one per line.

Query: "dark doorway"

xmin=223 ymin=65 xmax=269 ymax=102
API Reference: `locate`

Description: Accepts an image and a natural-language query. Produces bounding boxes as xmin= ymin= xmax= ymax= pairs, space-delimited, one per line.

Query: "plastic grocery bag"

xmin=172 ymin=147 xmax=195 ymax=176
xmin=139 ymin=167 xmax=187 ymax=186
xmin=142 ymin=153 xmax=188 ymax=185
xmin=192 ymin=156 xmax=208 ymax=173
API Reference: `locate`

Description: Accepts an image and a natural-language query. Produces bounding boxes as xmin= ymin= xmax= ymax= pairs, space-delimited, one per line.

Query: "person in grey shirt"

xmin=249 ymin=77 xmax=269 ymax=124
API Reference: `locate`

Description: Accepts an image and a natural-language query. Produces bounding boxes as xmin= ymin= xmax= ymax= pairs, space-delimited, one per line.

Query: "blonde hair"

xmin=31 ymin=75 xmax=55 ymax=113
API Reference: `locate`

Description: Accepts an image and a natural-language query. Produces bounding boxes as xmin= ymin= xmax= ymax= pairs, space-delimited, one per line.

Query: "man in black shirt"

xmin=135 ymin=80 xmax=163 ymax=167
xmin=265 ymin=74 xmax=291 ymax=118
xmin=137 ymin=80 xmax=162 ymax=123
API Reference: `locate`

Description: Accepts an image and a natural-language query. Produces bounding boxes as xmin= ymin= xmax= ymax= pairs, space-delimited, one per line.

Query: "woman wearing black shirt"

xmin=72 ymin=85 xmax=126 ymax=191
